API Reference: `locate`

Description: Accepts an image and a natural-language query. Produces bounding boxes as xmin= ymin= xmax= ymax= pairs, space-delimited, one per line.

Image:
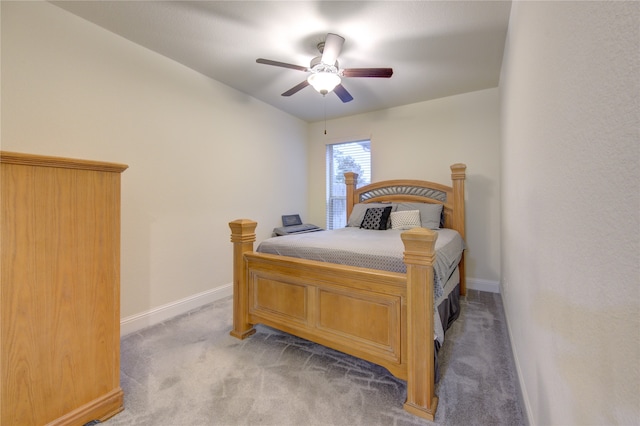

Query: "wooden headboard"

xmin=344 ymin=163 xmax=467 ymax=293
xmin=344 ymin=163 xmax=466 ymax=237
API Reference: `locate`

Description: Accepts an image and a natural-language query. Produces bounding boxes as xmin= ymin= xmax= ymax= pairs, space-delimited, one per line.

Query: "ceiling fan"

xmin=256 ymin=33 xmax=393 ymax=103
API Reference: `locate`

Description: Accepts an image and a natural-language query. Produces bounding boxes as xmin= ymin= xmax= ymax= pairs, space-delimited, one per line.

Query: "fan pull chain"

xmin=324 ymin=95 xmax=327 ymax=135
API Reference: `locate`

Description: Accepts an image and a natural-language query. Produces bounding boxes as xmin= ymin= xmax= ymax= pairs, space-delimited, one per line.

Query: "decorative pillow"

xmin=347 ymin=203 xmax=395 ymax=227
xmin=360 ymin=206 xmax=393 ymax=230
xmin=395 ymin=202 xmax=443 ymax=229
xmin=391 ymin=210 xmax=422 ymax=230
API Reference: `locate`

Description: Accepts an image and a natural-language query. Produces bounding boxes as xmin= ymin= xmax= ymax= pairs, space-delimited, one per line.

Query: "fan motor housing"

xmin=310 ymin=56 xmax=339 ymax=73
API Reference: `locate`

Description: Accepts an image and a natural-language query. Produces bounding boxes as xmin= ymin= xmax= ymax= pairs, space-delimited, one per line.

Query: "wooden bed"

xmin=228 ymin=163 xmax=466 ymax=420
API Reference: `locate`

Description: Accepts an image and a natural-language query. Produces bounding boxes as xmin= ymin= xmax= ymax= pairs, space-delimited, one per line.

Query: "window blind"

xmin=326 ymin=140 xmax=371 ymax=229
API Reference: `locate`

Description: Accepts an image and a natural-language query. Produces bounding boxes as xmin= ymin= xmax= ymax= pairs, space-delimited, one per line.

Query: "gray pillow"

xmin=395 ymin=202 xmax=443 ymax=229
xmin=347 ymin=202 xmax=395 ymax=227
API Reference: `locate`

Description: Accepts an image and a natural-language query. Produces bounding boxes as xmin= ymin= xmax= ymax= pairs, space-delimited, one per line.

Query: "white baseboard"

xmin=120 ymin=283 xmax=233 ymax=337
xmin=466 ymin=277 xmax=501 ymax=293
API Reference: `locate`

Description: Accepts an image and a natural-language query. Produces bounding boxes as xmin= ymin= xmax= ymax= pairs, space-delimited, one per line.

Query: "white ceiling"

xmin=52 ymin=1 xmax=512 ymax=123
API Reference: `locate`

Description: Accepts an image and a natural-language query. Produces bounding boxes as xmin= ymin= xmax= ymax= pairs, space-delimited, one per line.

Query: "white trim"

xmin=120 ymin=283 xmax=233 ymax=337
xmin=466 ymin=277 xmax=501 ymax=293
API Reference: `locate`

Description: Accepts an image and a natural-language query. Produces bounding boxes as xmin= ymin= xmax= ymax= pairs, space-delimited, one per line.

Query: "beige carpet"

xmin=104 ymin=290 xmax=524 ymax=425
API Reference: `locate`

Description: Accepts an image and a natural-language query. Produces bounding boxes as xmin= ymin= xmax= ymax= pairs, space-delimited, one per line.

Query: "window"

xmin=326 ymin=140 xmax=371 ymax=229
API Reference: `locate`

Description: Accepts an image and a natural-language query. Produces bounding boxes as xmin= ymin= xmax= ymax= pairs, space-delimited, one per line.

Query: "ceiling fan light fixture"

xmin=257 ymin=32 xmax=392 ymax=103
xmin=307 ymin=72 xmax=341 ymax=95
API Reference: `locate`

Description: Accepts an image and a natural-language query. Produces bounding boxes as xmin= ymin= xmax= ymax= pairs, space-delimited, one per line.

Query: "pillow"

xmin=395 ymin=202 xmax=443 ymax=229
xmin=360 ymin=206 xmax=393 ymax=230
xmin=347 ymin=203 xmax=395 ymax=227
xmin=390 ymin=210 xmax=422 ymax=230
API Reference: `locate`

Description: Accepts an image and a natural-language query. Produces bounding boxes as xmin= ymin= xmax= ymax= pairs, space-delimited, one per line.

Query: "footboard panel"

xmin=245 ymin=252 xmax=408 ymax=379
xmin=251 ymin=276 xmax=308 ymax=326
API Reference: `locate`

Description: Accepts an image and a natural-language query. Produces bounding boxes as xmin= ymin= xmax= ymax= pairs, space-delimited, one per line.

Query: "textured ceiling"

xmin=52 ymin=1 xmax=512 ymax=122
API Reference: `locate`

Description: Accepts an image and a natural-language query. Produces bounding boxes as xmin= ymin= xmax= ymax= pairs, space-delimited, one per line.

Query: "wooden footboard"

xmin=229 ymin=221 xmax=439 ymax=420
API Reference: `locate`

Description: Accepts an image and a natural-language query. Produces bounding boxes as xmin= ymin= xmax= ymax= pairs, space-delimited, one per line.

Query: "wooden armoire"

xmin=1 ymin=151 xmax=128 ymax=425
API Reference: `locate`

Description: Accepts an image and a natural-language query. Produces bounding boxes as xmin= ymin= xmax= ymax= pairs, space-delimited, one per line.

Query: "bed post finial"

xmin=450 ymin=163 xmax=466 ymax=180
xmin=229 ymin=219 xmax=257 ymax=339
xmin=344 ymin=171 xmax=359 ymax=224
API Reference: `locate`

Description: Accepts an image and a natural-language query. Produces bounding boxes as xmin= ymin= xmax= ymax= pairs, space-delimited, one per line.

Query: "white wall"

xmin=500 ymin=2 xmax=639 ymax=424
xmin=1 ymin=2 xmax=308 ymax=321
xmin=308 ymin=88 xmax=501 ymax=287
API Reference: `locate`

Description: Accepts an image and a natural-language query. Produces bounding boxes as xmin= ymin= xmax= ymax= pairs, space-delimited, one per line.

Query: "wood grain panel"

xmin=1 ymin=152 xmax=126 ymax=425
xmin=250 ymin=276 xmax=307 ymax=322
xmin=317 ymin=289 xmax=399 ymax=350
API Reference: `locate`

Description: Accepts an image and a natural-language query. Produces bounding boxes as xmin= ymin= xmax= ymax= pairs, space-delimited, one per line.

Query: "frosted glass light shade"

xmin=307 ymin=72 xmax=341 ymax=94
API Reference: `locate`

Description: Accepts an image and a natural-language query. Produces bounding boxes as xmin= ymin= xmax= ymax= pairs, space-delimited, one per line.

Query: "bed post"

xmin=344 ymin=171 xmax=359 ymax=222
xmin=229 ymin=219 xmax=257 ymax=339
xmin=401 ymin=227 xmax=438 ymax=421
xmin=450 ymin=163 xmax=467 ymax=295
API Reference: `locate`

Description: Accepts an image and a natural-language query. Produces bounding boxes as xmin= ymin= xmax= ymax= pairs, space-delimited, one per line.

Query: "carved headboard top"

xmin=357 ymin=181 xmax=448 ymax=203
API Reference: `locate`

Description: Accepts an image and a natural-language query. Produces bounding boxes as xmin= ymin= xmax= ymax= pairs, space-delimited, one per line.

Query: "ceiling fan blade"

xmin=256 ymin=58 xmax=308 ymax=72
xmin=281 ymin=80 xmax=310 ymax=97
xmin=321 ymin=33 xmax=345 ymax=66
xmin=333 ymin=84 xmax=353 ymax=103
xmin=342 ymin=68 xmax=394 ymax=78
